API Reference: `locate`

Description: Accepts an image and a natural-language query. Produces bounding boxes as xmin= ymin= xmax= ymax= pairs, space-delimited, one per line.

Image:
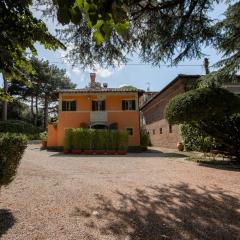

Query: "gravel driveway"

xmin=0 ymin=145 xmax=239 ymax=240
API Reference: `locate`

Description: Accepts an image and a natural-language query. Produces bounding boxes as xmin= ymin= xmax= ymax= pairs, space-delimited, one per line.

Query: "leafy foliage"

xmin=0 ymin=133 xmax=27 ymax=188
xmin=164 ymin=87 xmax=240 ymax=125
xmin=38 ymin=0 xmax=216 ymax=68
xmin=0 ymin=120 xmax=42 ymax=140
xmin=64 ymin=128 xmax=129 ymax=151
xmin=140 ymin=129 xmax=151 ymax=148
xmin=40 ymin=131 xmax=48 ymax=141
xmin=0 ymin=0 xmax=64 ymax=85
xmin=180 ymin=124 xmax=216 ymax=152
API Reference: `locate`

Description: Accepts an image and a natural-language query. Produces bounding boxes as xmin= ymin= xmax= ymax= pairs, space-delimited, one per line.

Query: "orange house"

xmin=47 ymin=73 xmax=144 ymax=150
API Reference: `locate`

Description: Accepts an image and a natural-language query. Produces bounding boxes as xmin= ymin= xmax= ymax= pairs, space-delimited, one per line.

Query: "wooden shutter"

xmin=122 ymin=100 xmax=125 ymax=110
xmin=132 ymin=100 xmax=136 ymax=110
xmin=62 ymin=101 xmax=67 ymax=111
xmin=92 ymin=101 xmax=96 ymax=111
xmin=101 ymin=100 xmax=105 ymax=111
xmin=71 ymin=101 xmax=76 ymax=111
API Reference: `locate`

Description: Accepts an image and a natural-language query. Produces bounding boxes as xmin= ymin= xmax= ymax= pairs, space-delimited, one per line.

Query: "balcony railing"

xmin=90 ymin=111 xmax=107 ymax=123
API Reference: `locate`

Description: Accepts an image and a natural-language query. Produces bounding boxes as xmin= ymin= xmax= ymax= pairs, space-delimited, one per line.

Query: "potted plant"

xmin=40 ymin=131 xmax=48 ymax=149
xmin=94 ymin=130 xmax=107 ymax=154
xmin=177 ymin=142 xmax=184 ymax=151
xmin=118 ymin=130 xmax=129 ymax=155
xmin=64 ymin=128 xmax=74 ymax=154
xmin=107 ymin=130 xmax=118 ymax=154
xmin=72 ymin=129 xmax=82 ymax=154
xmin=82 ymin=129 xmax=94 ymax=154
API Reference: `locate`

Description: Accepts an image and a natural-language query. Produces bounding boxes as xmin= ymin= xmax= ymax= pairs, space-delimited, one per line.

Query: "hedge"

xmin=0 ymin=120 xmax=42 ymax=140
xmin=0 ymin=133 xmax=27 ymax=188
xmin=64 ymin=128 xmax=129 ymax=151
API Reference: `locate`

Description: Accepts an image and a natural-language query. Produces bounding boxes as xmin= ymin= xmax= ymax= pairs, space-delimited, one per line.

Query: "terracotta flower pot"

xmin=83 ymin=150 xmax=93 ymax=155
xmin=72 ymin=149 xmax=81 ymax=154
xmin=117 ymin=150 xmax=127 ymax=155
xmin=177 ymin=142 xmax=184 ymax=151
xmin=95 ymin=150 xmax=106 ymax=155
xmin=64 ymin=149 xmax=72 ymax=154
xmin=42 ymin=140 xmax=47 ymax=148
xmin=107 ymin=150 xmax=116 ymax=155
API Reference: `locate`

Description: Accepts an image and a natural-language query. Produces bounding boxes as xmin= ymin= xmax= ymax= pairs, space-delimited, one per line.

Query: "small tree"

xmin=164 ymin=87 xmax=240 ymax=160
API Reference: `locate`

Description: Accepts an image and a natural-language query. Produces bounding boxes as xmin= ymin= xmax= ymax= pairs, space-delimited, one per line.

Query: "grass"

xmin=186 ymin=156 xmax=240 ymax=170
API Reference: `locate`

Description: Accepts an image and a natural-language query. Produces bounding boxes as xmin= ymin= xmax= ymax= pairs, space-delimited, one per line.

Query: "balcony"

xmin=90 ymin=111 xmax=107 ymax=123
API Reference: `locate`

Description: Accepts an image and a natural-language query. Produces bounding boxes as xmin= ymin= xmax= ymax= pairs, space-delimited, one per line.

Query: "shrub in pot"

xmin=72 ymin=129 xmax=83 ymax=154
xmin=0 ymin=133 xmax=27 ymax=188
xmin=82 ymin=129 xmax=94 ymax=154
xmin=64 ymin=128 xmax=74 ymax=153
xmin=40 ymin=131 xmax=48 ymax=149
xmin=93 ymin=130 xmax=107 ymax=154
xmin=118 ymin=130 xmax=129 ymax=154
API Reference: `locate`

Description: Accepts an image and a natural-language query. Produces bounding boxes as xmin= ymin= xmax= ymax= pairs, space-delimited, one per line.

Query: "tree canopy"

xmin=0 ymin=0 xmax=64 ymax=88
xmin=164 ymin=87 xmax=240 ymax=125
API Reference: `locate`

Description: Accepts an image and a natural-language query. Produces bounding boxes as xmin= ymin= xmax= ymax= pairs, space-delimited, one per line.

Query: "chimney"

xmin=204 ymin=58 xmax=210 ymax=74
xmin=90 ymin=73 xmax=96 ymax=88
xmin=103 ymin=83 xmax=108 ymax=88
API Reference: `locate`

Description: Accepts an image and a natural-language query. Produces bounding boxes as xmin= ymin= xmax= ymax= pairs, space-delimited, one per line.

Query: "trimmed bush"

xmin=164 ymin=87 xmax=240 ymax=124
xmin=180 ymin=124 xmax=217 ymax=152
xmin=64 ymin=128 xmax=130 ymax=151
xmin=0 ymin=133 xmax=27 ymax=188
xmin=93 ymin=130 xmax=107 ymax=150
xmin=72 ymin=128 xmax=84 ymax=150
xmin=119 ymin=130 xmax=129 ymax=150
xmin=0 ymin=120 xmax=42 ymax=140
xmin=64 ymin=128 xmax=74 ymax=150
xmin=140 ymin=129 xmax=151 ymax=147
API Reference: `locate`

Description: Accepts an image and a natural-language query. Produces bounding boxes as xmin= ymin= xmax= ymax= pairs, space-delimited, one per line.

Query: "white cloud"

xmin=118 ymin=84 xmax=128 ymax=88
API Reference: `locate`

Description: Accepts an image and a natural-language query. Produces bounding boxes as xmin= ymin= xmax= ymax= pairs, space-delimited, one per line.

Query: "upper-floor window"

xmin=62 ymin=100 xmax=76 ymax=111
xmin=122 ymin=100 xmax=136 ymax=110
xmin=126 ymin=128 xmax=133 ymax=135
xmin=92 ymin=100 xmax=105 ymax=111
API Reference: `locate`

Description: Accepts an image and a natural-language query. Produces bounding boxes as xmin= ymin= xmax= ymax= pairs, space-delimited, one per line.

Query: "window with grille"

xmin=62 ymin=100 xmax=76 ymax=111
xmin=122 ymin=100 xmax=136 ymax=110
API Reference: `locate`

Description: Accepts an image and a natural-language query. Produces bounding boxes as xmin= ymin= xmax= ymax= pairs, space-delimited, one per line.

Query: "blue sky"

xmin=1 ymin=2 xmax=229 ymax=91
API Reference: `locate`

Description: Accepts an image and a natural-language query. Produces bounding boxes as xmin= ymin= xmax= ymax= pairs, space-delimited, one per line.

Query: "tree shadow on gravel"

xmin=0 ymin=209 xmax=15 ymax=237
xmin=74 ymin=183 xmax=240 ymax=240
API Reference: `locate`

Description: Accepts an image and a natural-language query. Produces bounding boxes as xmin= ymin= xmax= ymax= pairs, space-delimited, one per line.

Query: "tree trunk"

xmin=30 ymin=95 xmax=34 ymax=122
xmin=2 ymin=72 xmax=8 ymax=121
xmin=34 ymin=95 xmax=38 ymax=126
xmin=44 ymin=94 xmax=48 ymax=130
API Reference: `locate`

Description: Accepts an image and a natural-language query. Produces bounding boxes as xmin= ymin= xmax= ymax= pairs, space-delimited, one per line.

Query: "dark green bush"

xmin=64 ymin=128 xmax=74 ymax=150
xmin=180 ymin=124 xmax=217 ymax=152
xmin=64 ymin=128 xmax=130 ymax=151
xmin=140 ymin=129 xmax=151 ymax=147
xmin=0 ymin=133 xmax=27 ymax=188
xmin=0 ymin=120 xmax=42 ymax=140
xmin=164 ymin=87 xmax=240 ymax=124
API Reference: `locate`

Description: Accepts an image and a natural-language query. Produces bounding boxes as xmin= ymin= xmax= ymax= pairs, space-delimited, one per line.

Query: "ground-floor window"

xmin=126 ymin=128 xmax=133 ymax=135
xmin=159 ymin=128 xmax=163 ymax=134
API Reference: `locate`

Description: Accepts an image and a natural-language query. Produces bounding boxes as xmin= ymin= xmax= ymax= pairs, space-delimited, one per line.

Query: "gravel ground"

xmin=0 ymin=145 xmax=239 ymax=240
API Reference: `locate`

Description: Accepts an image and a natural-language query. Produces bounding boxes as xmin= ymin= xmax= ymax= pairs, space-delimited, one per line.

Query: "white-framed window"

xmin=122 ymin=100 xmax=136 ymax=110
xmin=62 ymin=100 xmax=76 ymax=111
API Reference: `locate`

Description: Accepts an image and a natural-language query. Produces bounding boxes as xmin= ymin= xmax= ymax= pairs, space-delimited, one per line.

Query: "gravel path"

xmin=0 ymin=145 xmax=239 ymax=240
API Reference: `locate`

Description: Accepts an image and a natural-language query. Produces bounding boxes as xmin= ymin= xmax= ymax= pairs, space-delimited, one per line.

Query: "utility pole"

xmin=204 ymin=58 xmax=210 ymax=74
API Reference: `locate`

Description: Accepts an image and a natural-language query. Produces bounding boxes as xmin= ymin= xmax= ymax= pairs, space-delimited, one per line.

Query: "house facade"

xmin=140 ymin=75 xmax=201 ymax=149
xmin=47 ymin=73 xmax=144 ymax=149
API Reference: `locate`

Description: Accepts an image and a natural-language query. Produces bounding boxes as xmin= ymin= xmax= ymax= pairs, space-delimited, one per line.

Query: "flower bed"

xmin=64 ymin=128 xmax=129 ymax=155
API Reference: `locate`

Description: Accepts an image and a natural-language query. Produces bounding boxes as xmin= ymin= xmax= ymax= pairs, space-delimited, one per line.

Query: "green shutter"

xmin=132 ymin=100 xmax=136 ymax=110
xmin=122 ymin=100 xmax=125 ymax=110
xmin=62 ymin=101 xmax=66 ymax=111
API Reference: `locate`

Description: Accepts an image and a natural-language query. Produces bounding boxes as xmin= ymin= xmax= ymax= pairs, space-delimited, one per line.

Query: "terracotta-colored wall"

xmin=47 ymin=124 xmax=58 ymax=147
xmin=108 ymin=111 xmax=140 ymax=146
xmin=48 ymin=93 xmax=140 ymax=147
xmin=141 ymin=79 xmax=185 ymax=149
